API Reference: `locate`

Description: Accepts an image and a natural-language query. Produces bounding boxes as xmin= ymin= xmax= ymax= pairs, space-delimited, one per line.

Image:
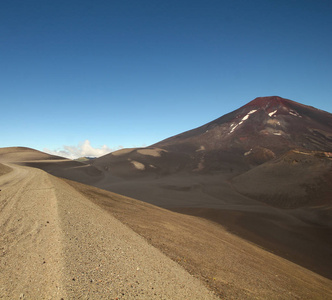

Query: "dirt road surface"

xmin=0 ymin=164 xmax=217 ymax=299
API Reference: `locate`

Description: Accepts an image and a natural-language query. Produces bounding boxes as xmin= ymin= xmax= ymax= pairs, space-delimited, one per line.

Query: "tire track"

xmin=0 ymin=165 xmax=66 ymax=299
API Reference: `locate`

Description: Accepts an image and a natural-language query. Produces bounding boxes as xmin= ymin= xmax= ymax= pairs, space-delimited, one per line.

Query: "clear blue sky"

xmin=1 ymin=0 xmax=332 ymax=157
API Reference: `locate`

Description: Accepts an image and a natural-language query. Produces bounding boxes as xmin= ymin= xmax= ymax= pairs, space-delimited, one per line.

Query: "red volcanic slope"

xmin=154 ymin=96 xmax=332 ymax=152
xmin=93 ymin=96 xmax=332 ymax=175
xmin=151 ymin=96 xmax=332 ymax=169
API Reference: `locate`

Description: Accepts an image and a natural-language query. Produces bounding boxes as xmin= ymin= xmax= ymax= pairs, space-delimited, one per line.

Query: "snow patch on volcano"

xmin=230 ymin=123 xmax=239 ymax=133
xmin=268 ymin=110 xmax=277 ymax=117
xmin=229 ymin=110 xmax=257 ymax=134
xmin=289 ymin=110 xmax=302 ymax=117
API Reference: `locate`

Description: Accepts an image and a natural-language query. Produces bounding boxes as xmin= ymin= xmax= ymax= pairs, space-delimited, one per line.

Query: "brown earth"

xmin=88 ymin=163 xmax=332 ymax=281
xmin=64 ymin=178 xmax=332 ymax=299
xmin=1 ymin=146 xmax=332 ymax=288
xmin=0 ymin=163 xmax=12 ymax=176
xmin=0 ymin=164 xmax=217 ymax=299
xmin=1 ymin=164 xmax=331 ymax=299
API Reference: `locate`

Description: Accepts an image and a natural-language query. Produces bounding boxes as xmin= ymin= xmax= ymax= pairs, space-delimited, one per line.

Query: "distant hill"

xmin=0 ymin=147 xmax=103 ymax=185
xmin=0 ymin=147 xmax=66 ymax=162
xmin=74 ymin=156 xmax=96 ymax=163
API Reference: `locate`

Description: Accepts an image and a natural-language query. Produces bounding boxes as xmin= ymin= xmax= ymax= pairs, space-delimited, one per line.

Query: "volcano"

xmin=93 ymin=96 xmax=332 ymax=178
xmin=89 ymin=96 xmax=332 ymax=280
xmin=151 ymin=96 xmax=332 ymax=171
xmin=92 ymin=96 xmax=332 ymax=208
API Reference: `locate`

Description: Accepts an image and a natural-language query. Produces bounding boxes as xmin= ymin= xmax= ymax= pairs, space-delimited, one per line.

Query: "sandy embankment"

xmin=68 ymin=178 xmax=332 ymax=299
xmin=0 ymin=164 xmax=217 ymax=299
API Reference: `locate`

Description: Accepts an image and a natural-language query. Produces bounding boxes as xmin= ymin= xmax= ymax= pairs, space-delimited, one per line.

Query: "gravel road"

xmin=0 ymin=164 xmax=217 ymax=299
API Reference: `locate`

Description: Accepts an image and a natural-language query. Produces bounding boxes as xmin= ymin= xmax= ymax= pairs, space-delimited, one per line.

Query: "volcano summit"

xmin=152 ymin=96 xmax=332 ymax=170
xmin=93 ymin=96 xmax=332 ymax=179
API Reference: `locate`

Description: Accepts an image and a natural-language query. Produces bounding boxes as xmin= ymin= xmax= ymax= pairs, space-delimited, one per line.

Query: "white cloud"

xmin=44 ymin=140 xmax=123 ymax=159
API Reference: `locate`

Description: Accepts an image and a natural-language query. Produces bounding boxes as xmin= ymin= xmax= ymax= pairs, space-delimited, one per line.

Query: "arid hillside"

xmin=1 ymin=163 xmax=331 ymax=299
xmin=86 ymin=97 xmax=332 ymax=280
